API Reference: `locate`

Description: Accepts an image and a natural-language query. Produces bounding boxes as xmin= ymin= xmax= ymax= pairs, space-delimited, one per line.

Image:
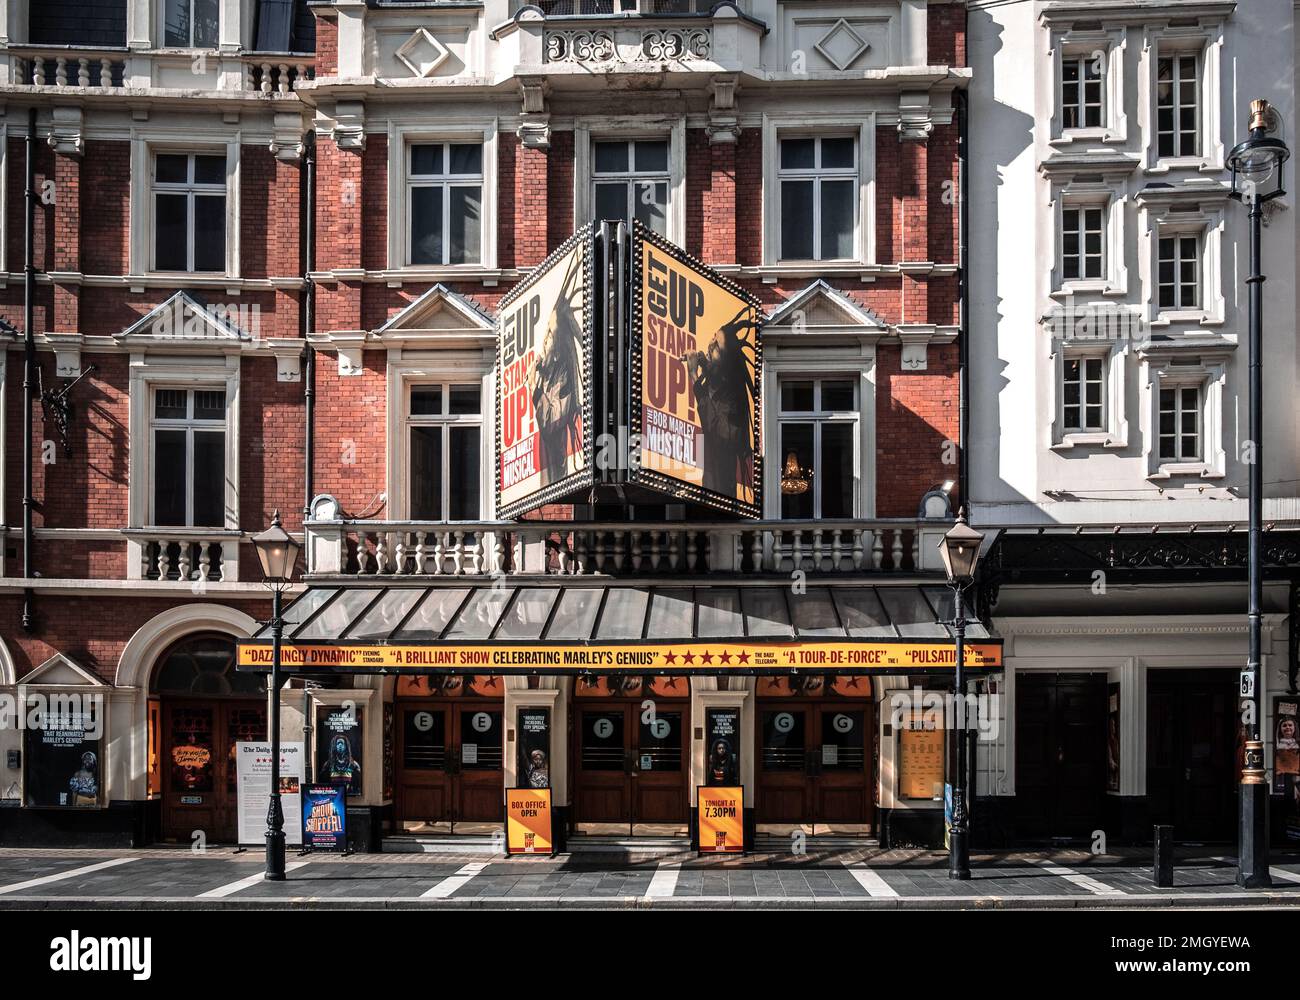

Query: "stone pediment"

xmin=19 ymin=652 xmax=105 ymax=688
xmin=116 ymin=291 xmax=255 ymax=348
xmin=376 ymin=284 xmax=495 ymax=343
xmin=765 ymin=280 xmax=888 ymax=337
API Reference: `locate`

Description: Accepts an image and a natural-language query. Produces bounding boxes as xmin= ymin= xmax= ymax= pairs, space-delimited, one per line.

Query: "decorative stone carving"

xmin=47 ymin=105 xmax=83 ymax=156
xmin=815 ymin=18 xmax=870 ymax=72
xmin=332 ymin=100 xmax=366 ymax=151
xmin=396 ymin=28 xmax=451 ymax=78
xmin=517 ymin=77 xmax=551 ymax=150
xmin=708 ymin=75 xmax=740 ymax=145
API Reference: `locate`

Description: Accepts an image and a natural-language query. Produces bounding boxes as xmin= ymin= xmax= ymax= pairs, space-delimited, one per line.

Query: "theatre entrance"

xmin=395 ymin=676 xmax=505 ymax=831
xmin=153 ymin=634 xmax=267 ymax=844
xmin=1147 ymin=669 xmax=1238 ymax=842
xmin=754 ymin=676 xmax=874 ymax=832
xmin=572 ymin=676 xmax=690 ymax=834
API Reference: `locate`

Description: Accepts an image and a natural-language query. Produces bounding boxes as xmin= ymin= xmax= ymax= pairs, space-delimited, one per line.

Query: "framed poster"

xmin=630 ymin=222 xmax=762 ymax=517
xmin=506 ymin=787 xmax=554 ymax=855
xmin=704 ymin=708 xmax=741 ymax=786
xmin=314 ymin=706 xmax=363 ymax=797
xmin=697 ymin=785 xmax=744 ymax=854
xmin=1274 ymin=697 xmax=1300 ymax=795
xmin=496 ymin=227 xmax=596 ymax=518
xmin=898 ymin=714 xmax=945 ymax=801
xmin=517 ymin=706 xmax=551 ymax=789
xmin=23 ymin=708 xmax=103 ymax=809
xmin=235 ymin=742 xmax=304 ymax=846
xmin=302 ymin=784 xmax=348 ymax=852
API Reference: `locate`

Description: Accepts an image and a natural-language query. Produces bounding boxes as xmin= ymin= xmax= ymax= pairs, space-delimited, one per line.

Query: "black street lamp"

xmin=1227 ymin=99 xmax=1289 ymax=890
xmin=251 ymin=510 xmax=302 ymax=881
xmin=938 ymin=509 xmax=985 ymax=880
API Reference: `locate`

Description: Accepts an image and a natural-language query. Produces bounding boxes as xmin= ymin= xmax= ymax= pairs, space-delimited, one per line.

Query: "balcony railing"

xmin=305 ymin=515 xmax=953 ymax=578
xmin=122 ymin=528 xmax=243 ymax=583
xmin=11 ymin=47 xmax=128 ymax=88
xmin=7 ymin=47 xmax=313 ymax=95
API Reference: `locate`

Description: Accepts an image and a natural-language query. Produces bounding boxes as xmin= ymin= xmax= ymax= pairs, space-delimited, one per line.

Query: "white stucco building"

xmin=966 ymin=0 xmax=1300 ymax=844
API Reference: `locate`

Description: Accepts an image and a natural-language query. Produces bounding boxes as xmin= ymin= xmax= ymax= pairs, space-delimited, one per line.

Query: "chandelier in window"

xmin=780 ymin=451 xmax=812 ymax=495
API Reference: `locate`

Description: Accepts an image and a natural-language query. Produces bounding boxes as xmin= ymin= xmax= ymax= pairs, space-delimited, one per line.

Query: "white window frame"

xmin=1139 ymin=196 xmax=1226 ymax=328
xmin=388 ymin=120 xmax=499 ymax=274
xmin=1060 ymin=353 xmax=1106 ymax=434
xmin=1143 ymin=27 xmax=1224 ymax=172
xmin=1154 ymin=51 xmax=1200 ymax=161
xmin=1050 ymin=178 xmax=1127 ymax=297
xmin=386 ymin=355 xmax=493 ymax=521
xmin=1061 ymin=52 xmax=1105 ymax=132
xmin=1156 ymin=380 xmax=1202 ymax=464
xmin=125 ymin=353 xmax=241 ymax=579
xmin=774 ymin=376 xmax=862 ymax=520
xmin=159 ymin=0 xmax=221 ymax=50
xmin=149 ymin=151 xmax=229 ymax=274
xmin=574 ymin=118 xmax=686 ymax=246
xmin=589 ymin=137 xmax=672 ymax=238
xmin=405 ymin=141 xmax=486 ymax=269
xmin=147 ymin=385 xmax=229 ymax=527
xmin=1157 ymin=231 xmax=1199 ymax=312
xmin=1048 ymin=333 xmax=1129 ymax=450
xmin=1140 ymin=351 xmax=1227 ymax=480
xmin=1060 ymin=204 xmax=1106 ymax=283
xmin=403 ymin=380 xmax=486 ymax=522
xmin=1048 ymin=28 xmax=1128 ymax=146
xmin=129 ymin=132 xmax=240 ymax=279
xmin=761 ymin=113 xmax=876 ymax=270
xmin=775 ymin=134 xmax=860 ymax=264
xmin=762 ymin=357 xmax=875 ymax=520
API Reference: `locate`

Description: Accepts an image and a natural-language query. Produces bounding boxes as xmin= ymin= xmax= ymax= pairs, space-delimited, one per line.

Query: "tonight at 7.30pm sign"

xmin=237 ymin=641 xmax=1003 ymax=673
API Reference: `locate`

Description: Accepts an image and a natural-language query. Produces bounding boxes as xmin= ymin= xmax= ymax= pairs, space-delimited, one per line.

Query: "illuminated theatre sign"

xmin=495 ymin=221 xmax=763 ymax=519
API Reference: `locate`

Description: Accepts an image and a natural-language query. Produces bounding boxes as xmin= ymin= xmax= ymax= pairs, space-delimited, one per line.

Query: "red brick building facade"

xmin=0 ymin=0 xmax=969 ymax=848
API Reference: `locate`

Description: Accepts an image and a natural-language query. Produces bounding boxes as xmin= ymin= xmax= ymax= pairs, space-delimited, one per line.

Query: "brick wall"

xmin=0 ymin=593 xmax=270 ymax=684
xmin=82 ymin=140 xmax=130 ymax=274
xmin=928 ymin=2 xmax=967 ymax=68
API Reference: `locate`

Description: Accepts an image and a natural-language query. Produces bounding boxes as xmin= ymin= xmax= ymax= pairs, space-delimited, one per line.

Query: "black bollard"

xmin=1153 ymin=825 xmax=1174 ymax=887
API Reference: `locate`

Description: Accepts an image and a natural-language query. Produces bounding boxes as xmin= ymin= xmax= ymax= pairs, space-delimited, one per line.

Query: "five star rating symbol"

xmin=651 ymin=649 xmax=753 ymax=666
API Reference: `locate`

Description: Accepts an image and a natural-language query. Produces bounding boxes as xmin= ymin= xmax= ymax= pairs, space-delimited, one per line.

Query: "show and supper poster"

xmin=497 ymin=228 xmax=593 ymax=518
xmin=633 ymin=223 xmax=762 ymax=516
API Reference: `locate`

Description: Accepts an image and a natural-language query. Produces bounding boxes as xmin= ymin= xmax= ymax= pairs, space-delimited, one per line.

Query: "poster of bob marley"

xmin=497 ymin=228 xmax=593 ymax=519
xmin=23 ymin=709 xmax=103 ymax=808
xmin=632 ymin=223 xmax=762 ymax=516
xmin=314 ymin=706 xmax=363 ymax=798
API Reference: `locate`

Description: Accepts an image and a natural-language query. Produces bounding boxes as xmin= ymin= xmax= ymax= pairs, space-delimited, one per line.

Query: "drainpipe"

xmin=302 ymin=133 xmax=316 ymax=520
xmin=956 ymin=88 xmax=970 ymax=513
xmin=21 ymin=106 xmax=36 ymax=632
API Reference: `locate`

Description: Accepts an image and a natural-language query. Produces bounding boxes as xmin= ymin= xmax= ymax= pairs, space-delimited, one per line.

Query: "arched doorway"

xmin=152 ymin=633 xmax=266 ymax=843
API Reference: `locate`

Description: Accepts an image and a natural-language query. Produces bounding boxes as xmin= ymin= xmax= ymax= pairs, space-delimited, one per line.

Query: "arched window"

xmin=151 ymin=633 xmax=264 ymax=696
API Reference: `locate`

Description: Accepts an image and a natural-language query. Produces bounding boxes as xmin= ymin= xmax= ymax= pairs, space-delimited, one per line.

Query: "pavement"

xmin=2 ymin=845 xmax=1300 ymax=908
